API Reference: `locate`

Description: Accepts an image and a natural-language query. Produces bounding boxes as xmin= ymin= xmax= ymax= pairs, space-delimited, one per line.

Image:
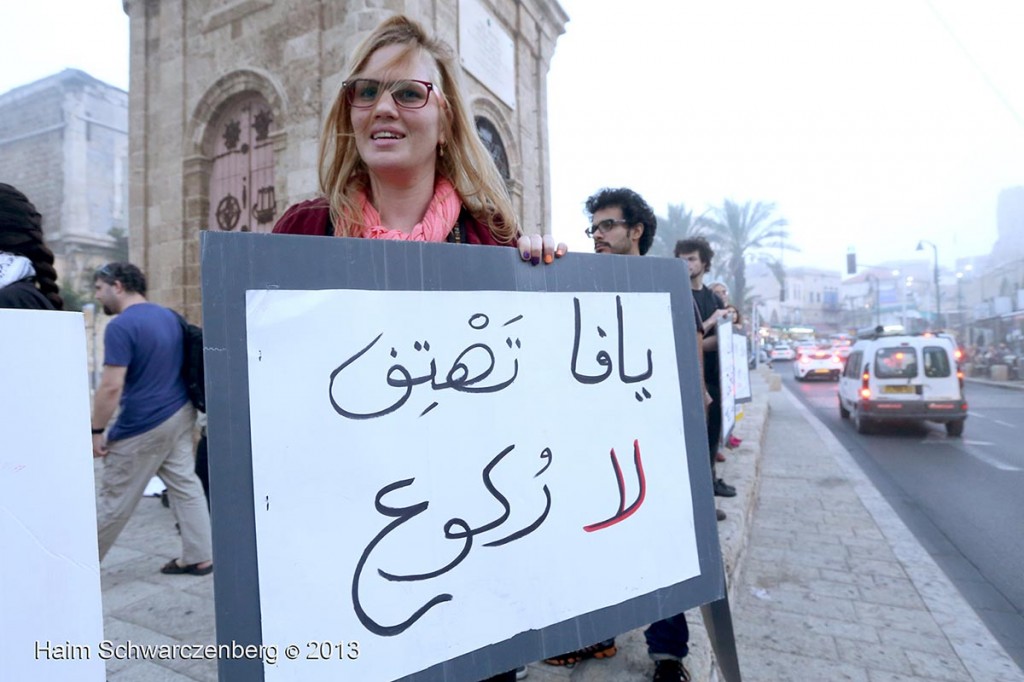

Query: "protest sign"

xmin=201 ymin=233 xmax=733 ymax=681
xmin=733 ymin=333 xmax=753 ymax=404
xmin=717 ymin=321 xmax=737 ymax=441
xmin=0 ymin=310 xmax=105 ymax=681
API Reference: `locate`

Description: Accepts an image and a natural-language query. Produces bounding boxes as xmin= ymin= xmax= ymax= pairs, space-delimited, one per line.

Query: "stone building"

xmin=779 ymin=266 xmax=841 ymax=332
xmin=0 ymin=69 xmax=129 ymax=302
xmin=123 ymin=0 xmax=568 ymax=318
xmin=991 ymin=186 xmax=1024 ymax=266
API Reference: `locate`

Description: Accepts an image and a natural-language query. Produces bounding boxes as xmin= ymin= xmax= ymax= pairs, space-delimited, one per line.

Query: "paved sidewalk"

xmin=95 ymin=372 xmax=1024 ymax=681
xmin=965 ymin=376 xmax=1024 ymax=391
xmin=730 ymin=388 xmax=1024 ymax=682
xmin=96 ymin=466 xmax=217 ymax=682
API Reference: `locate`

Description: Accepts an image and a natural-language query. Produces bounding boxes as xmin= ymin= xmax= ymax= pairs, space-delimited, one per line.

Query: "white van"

xmin=837 ymin=330 xmax=967 ymax=436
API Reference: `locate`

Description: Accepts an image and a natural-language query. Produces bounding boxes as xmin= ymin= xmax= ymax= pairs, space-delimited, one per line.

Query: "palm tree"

xmin=704 ymin=199 xmax=794 ymax=312
xmin=649 ymin=202 xmax=708 ymax=257
xmin=763 ymin=256 xmax=787 ymax=304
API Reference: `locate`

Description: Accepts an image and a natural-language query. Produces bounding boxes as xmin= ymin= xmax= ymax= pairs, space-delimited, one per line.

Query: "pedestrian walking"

xmin=91 ymin=262 xmax=213 ymax=576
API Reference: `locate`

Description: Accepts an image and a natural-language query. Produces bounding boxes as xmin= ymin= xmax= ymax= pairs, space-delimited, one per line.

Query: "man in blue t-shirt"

xmin=91 ymin=262 xmax=212 ymax=576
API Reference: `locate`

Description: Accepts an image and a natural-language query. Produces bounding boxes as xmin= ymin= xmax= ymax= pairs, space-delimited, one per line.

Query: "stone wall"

xmin=0 ymin=69 xmax=128 ymax=299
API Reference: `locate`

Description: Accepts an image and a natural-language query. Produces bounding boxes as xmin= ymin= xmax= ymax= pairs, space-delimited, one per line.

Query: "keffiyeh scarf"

xmin=0 ymin=252 xmax=35 ymax=288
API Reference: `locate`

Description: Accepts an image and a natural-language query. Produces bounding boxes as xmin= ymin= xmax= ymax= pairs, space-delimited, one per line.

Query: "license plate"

xmin=883 ymin=385 xmax=915 ymax=394
xmin=813 ymin=369 xmax=830 ymax=374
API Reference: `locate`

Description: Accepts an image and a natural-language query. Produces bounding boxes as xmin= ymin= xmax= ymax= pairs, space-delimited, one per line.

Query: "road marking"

xmin=920 ymin=433 xmax=1020 ymax=470
xmin=964 ymin=448 xmax=1022 ymax=472
xmin=967 ymin=412 xmax=1016 ymax=429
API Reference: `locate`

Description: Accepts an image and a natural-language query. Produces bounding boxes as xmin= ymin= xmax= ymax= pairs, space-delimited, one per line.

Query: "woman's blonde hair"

xmin=318 ymin=14 xmax=518 ymax=242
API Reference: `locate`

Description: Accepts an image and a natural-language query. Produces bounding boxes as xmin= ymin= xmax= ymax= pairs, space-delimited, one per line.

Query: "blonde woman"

xmin=274 ymin=14 xmax=570 ymax=681
xmin=274 ymin=14 xmax=565 ymax=267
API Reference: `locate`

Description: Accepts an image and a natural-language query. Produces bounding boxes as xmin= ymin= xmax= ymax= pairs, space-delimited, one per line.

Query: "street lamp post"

xmin=916 ymin=239 xmax=940 ymax=328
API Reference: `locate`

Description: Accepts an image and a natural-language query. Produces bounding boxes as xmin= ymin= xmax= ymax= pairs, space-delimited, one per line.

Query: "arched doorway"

xmin=207 ymin=94 xmax=277 ymax=233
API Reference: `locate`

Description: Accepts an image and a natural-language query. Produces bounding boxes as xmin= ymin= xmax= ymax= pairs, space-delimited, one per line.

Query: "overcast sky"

xmin=2 ymin=1 xmax=1022 ymax=273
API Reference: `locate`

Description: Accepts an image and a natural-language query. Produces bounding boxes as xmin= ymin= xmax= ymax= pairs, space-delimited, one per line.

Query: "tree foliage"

xmin=648 ymin=203 xmax=708 ymax=257
xmin=704 ymin=199 xmax=794 ymax=312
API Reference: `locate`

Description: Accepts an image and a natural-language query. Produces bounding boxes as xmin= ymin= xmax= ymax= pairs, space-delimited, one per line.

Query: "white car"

xmin=793 ymin=346 xmax=843 ymax=381
xmin=838 ymin=331 xmax=966 ymax=436
xmin=770 ymin=344 xmax=795 ymax=361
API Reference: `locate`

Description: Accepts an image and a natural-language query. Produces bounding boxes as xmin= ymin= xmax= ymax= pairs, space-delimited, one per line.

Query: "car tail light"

xmin=957 ymin=369 xmax=964 ymax=392
xmin=860 ymin=366 xmax=871 ymax=399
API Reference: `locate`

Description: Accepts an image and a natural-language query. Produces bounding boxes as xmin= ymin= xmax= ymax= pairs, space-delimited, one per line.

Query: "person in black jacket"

xmin=675 ymin=238 xmax=736 ymax=500
xmin=0 ymin=184 xmax=64 ymax=311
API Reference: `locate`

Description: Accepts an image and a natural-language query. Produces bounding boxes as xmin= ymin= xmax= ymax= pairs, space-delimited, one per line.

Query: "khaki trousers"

xmin=96 ymin=403 xmax=212 ymax=565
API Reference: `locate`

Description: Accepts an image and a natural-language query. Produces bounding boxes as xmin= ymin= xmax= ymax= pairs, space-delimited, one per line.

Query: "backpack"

xmin=175 ymin=312 xmax=206 ymax=413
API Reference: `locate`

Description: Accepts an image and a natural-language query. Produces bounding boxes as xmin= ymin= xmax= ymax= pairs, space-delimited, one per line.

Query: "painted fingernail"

xmin=522 ymin=250 xmax=531 ymax=261
xmin=531 ymin=254 xmax=541 ymax=265
xmin=543 ymin=253 xmax=554 ymax=264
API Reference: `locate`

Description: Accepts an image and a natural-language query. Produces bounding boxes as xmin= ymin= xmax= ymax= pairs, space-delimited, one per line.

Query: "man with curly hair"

xmin=541 ymin=188 xmax=693 ymax=682
xmin=585 ymin=186 xmax=657 ymax=256
xmin=675 ymin=238 xmax=736 ymax=500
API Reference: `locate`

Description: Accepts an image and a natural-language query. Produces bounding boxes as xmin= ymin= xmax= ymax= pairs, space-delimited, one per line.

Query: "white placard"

xmin=717 ymin=320 xmax=736 ymax=440
xmin=0 ymin=310 xmax=105 ymax=681
xmin=459 ymin=0 xmax=517 ymax=108
xmin=245 ymin=290 xmax=700 ymax=681
xmin=733 ymin=333 xmax=752 ymax=403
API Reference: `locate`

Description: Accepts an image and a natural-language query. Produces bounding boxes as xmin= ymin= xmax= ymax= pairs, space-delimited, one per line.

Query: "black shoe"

xmin=653 ymin=659 xmax=691 ymax=682
xmin=716 ymin=508 xmax=727 ymax=521
xmin=713 ymin=478 xmax=737 ymax=497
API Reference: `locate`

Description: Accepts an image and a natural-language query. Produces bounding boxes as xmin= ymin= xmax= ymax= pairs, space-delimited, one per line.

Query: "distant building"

xmin=949 ymin=188 xmax=1024 ymax=348
xmin=123 ymin=0 xmax=568 ymax=318
xmin=0 ymin=69 xmax=128 ymax=300
xmin=779 ymin=266 xmax=841 ymax=332
xmin=991 ymin=186 xmax=1024 ymax=266
xmin=742 ymin=260 xmax=781 ymax=327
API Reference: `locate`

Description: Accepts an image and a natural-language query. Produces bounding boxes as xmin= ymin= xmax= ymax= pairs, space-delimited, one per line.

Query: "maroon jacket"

xmin=272 ymin=198 xmax=513 ymax=247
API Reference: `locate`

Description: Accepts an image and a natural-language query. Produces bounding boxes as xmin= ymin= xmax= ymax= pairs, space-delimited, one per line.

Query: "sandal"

xmin=160 ymin=558 xmax=213 ymax=576
xmin=543 ymin=639 xmax=617 ymax=666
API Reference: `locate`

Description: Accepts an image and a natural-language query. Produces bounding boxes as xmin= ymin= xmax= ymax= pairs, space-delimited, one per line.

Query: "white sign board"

xmin=245 ymin=290 xmax=700 ymax=681
xmin=459 ymin=0 xmax=517 ymax=108
xmin=733 ymin=333 xmax=752 ymax=403
xmin=717 ymin=321 xmax=737 ymax=440
xmin=0 ymin=310 xmax=105 ymax=681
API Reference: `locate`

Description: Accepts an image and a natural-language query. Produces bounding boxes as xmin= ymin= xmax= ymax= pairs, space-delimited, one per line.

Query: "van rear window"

xmin=875 ymin=347 xmax=918 ymax=378
xmin=923 ymin=346 xmax=951 ymax=378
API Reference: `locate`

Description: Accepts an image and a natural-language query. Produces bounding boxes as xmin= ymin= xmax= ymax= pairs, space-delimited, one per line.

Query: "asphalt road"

xmin=777 ymin=364 xmax=1024 ymax=670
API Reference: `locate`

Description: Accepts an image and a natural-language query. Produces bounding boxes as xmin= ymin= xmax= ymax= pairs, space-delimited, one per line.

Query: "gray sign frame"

xmin=201 ymin=232 xmax=736 ymax=681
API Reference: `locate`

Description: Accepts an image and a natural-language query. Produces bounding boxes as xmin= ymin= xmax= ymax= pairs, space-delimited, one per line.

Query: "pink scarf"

xmin=359 ymin=178 xmax=462 ymax=241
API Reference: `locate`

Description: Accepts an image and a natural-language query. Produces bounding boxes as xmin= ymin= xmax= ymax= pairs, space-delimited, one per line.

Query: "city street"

xmin=780 ymin=367 xmax=1024 ymax=669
